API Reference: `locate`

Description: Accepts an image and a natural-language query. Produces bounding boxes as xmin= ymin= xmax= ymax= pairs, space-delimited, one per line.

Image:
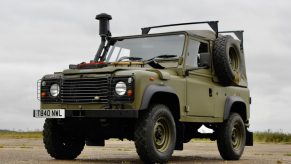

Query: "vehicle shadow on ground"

xmin=65 ymin=155 xmax=223 ymax=163
xmin=171 ymin=155 xmax=222 ymax=162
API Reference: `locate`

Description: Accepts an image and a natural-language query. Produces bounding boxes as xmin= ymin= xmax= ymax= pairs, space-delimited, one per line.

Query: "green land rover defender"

xmin=33 ymin=13 xmax=253 ymax=163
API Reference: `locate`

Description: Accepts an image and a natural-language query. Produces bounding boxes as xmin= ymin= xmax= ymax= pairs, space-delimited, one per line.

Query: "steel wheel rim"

xmin=153 ymin=117 xmax=171 ymax=152
xmin=229 ymin=47 xmax=240 ymax=72
xmin=231 ymin=121 xmax=243 ymax=150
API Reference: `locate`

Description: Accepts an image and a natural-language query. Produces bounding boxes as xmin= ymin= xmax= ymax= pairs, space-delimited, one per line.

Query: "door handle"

xmin=209 ymin=88 xmax=212 ymax=97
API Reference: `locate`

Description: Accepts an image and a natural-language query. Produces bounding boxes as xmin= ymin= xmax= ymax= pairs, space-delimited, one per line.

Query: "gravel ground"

xmin=0 ymin=138 xmax=291 ymax=163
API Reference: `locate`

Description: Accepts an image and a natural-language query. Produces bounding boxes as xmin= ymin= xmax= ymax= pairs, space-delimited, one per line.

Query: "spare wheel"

xmin=213 ymin=35 xmax=241 ymax=86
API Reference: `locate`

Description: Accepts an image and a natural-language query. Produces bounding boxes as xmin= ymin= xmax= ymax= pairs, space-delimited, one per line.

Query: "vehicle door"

xmin=185 ymin=38 xmax=214 ymax=117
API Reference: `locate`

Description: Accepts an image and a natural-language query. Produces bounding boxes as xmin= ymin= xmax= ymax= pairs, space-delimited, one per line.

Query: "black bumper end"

xmin=246 ymin=129 xmax=253 ymax=146
xmin=65 ymin=109 xmax=139 ymax=118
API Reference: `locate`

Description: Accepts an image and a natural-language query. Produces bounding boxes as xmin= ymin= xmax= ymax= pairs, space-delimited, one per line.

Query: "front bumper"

xmin=33 ymin=109 xmax=139 ymax=118
xmin=65 ymin=109 xmax=139 ymax=118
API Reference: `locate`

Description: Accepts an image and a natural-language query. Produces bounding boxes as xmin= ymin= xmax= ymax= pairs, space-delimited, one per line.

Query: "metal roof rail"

xmin=141 ymin=21 xmax=219 ymax=38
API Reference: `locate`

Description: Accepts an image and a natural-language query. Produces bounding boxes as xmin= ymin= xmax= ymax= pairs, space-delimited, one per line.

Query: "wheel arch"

xmin=140 ymin=84 xmax=180 ymax=120
xmin=224 ymin=96 xmax=247 ymax=122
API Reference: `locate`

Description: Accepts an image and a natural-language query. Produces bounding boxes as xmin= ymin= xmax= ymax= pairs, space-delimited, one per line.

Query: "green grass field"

xmin=0 ymin=130 xmax=290 ymax=144
xmin=0 ymin=130 xmax=42 ymax=139
xmin=254 ymin=131 xmax=291 ymax=144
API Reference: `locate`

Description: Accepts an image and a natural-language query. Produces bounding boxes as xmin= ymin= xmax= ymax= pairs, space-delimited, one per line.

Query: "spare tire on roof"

xmin=213 ymin=35 xmax=241 ymax=86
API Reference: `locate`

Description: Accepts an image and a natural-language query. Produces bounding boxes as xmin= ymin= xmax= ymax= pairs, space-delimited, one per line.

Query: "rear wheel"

xmin=217 ymin=113 xmax=246 ymax=160
xmin=43 ymin=119 xmax=85 ymax=159
xmin=134 ymin=104 xmax=176 ymax=163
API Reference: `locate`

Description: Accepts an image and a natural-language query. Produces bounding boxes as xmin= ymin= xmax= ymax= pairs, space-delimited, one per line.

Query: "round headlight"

xmin=50 ymin=84 xmax=60 ymax=97
xmin=115 ymin=81 xmax=127 ymax=96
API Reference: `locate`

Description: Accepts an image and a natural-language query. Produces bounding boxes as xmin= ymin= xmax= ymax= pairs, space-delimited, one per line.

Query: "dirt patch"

xmin=0 ymin=138 xmax=290 ymax=163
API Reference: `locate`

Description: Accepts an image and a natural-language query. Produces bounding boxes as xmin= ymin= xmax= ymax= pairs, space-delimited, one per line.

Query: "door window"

xmin=186 ymin=39 xmax=209 ymax=68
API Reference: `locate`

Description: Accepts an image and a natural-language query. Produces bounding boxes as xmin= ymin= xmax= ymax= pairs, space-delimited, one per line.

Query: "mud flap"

xmin=245 ymin=129 xmax=253 ymax=146
xmin=175 ymin=122 xmax=184 ymax=150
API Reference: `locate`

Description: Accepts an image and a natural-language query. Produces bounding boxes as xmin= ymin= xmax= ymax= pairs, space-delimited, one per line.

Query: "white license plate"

xmin=33 ymin=109 xmax=65 ymax=118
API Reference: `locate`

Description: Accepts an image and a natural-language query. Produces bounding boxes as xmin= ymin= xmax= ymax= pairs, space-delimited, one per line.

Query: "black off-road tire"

xmin=134 ymin=104 xmax=176 ymax=163
xmin=217 ymin=113 xmax=246 ymax=160
xmin=213 ymin=35 xmax=241 ymax=86
xmin=43 ymin=119 xmax=85 ymax=160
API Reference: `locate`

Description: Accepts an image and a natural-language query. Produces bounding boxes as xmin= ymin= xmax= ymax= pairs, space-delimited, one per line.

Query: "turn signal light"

xmin=41 ymin=92 xmax=46 ymax=97
xmin=127 ymin=89 xmax=133 ymax=97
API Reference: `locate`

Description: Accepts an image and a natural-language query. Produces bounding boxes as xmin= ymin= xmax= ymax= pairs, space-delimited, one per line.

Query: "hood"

xmin=64 ymin=61 xmax=146 ymax=75
xmin=62 ymin=65 xmax=171 ymax=80
xmin=63 ymin=66 xmax=127 ymax=75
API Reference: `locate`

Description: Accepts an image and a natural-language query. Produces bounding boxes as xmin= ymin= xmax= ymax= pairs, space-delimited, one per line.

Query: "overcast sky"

xmin=0 ymin=0 xmax=290 ymax=132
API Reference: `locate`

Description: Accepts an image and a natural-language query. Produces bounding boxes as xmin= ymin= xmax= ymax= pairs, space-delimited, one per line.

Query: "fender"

xmin=140 ymin=84 xmax=177 ymax=110
xmin=223 ymin=96 xmax=247 ymax=120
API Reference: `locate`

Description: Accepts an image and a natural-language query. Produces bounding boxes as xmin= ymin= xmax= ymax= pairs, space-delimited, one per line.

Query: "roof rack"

xmin=219 ymin=31 xmax=244 ymax=49
xmin=141 ymin=21 xmax=219 ymax=38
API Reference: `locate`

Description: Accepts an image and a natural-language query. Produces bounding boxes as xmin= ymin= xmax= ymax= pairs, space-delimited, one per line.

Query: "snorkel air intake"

xmin=94 ymin=13 xmax=112 ymax=61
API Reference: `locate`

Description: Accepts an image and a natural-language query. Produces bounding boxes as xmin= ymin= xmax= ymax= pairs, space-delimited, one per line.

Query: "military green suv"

xmin=33 ymin=13 xmax=253 ymax=163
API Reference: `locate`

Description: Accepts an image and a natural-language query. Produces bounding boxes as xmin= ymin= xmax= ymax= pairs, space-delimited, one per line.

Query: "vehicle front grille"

xmin=61 ymin=76 xmax=109 ymax=103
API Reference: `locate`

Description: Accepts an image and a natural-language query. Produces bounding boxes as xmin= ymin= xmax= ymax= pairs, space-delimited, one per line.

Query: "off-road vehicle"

xmin=33 ymin=13 xmax=253 ymax=163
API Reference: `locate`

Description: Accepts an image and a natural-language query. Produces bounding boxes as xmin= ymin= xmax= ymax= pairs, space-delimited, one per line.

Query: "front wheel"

xmin=43 ymin=119 xmax=85 ymax=159
xmin=217 ymin=113 xmax=246 ymax=160
xmin=134 ymin=104 xmax=176 ymax=163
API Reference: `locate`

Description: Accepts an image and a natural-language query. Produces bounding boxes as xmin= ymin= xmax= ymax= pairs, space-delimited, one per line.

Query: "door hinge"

xmin=184 ymin=105 xmax=190 ymax=113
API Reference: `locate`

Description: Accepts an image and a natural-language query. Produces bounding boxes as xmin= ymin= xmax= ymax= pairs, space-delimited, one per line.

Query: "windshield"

xmin=106 ymin=34 xmax=185 ymax=62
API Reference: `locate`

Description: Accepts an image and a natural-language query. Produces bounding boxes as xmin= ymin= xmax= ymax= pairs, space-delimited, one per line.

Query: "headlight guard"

xmin=110 ymin=76 xmax=134 ymax=103
xmin=40 ymin=78 xmax=61 ymax=103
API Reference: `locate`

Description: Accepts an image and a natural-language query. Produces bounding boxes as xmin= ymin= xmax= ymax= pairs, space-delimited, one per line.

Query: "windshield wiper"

xmin=117 ymin=56 xmax=143 ymax=62
xmin=144 ymin=54 xmax=178 ymax=69
xmin=145 ymin=54 xmax=177 ymax=62
xmin=154 ymin=54 xmax=177 ymax=59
